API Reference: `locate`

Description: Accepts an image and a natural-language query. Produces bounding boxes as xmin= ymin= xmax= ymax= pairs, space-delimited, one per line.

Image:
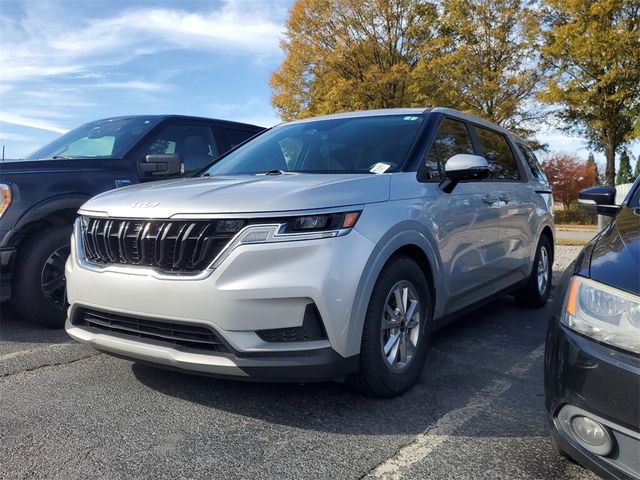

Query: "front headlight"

xmin=210 ymin=210 xmax=361 ymax=268
xmin=0 ymin=184 xmax=12 ymax=218
xmin=561 ymin=276 xmax=640 ymax=354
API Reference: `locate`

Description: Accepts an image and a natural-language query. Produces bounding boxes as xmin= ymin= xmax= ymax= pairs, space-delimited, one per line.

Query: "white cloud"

xmin=0 ymin=111 xmax=67 ymax=134
xmin=0 ymin=132 xmax=33 ymax=142
xmin=0 ymin=1 xmax=284 ymax=85
xmin=88 ymin=81 xmax=171 ymax=92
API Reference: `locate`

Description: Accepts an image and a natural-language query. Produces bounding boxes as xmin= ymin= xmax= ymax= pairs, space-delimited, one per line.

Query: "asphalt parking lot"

xmin=0 ymin=246 xmax=596 ymax=480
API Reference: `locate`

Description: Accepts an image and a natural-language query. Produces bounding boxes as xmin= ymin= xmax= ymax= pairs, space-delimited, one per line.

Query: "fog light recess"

xmin=558 ymin=405 xmax=614 ymax=456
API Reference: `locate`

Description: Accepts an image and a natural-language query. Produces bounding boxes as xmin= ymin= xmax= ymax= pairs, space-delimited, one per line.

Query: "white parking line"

xmin=368 ymin=345 xmax=545 ymax=480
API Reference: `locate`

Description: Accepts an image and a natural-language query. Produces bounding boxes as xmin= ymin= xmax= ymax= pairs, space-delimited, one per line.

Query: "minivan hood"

xmin=80 ymin=173 xmax=391 ymax=217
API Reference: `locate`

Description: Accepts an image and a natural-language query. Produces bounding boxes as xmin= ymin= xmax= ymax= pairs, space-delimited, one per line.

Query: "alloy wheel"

xmin=40 ymin=245 xmax=70 ymax=311
xmin=380 ymin=280 xmax=421 ymax=372
xmin=537 ymin=246 xmax=550 ymax=295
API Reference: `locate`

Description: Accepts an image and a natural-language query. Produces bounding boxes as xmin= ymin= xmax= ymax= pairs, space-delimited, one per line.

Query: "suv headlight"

xmin=561 ymin=276 xmax=640 ymax=354
xmin=0 ymin=184 xmax=12 ymax=218
xmin=210 ymin=210 xmax=361 ymax=268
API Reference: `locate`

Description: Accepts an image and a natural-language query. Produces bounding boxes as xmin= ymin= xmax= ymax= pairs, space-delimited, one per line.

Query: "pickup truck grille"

xmin=81 ymin=217 xmax=244 ymax=273
xmin=74 ymin=308 xmax=229 ymax=353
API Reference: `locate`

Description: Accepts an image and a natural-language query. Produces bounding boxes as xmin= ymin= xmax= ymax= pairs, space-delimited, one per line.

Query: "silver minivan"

xmin=65 ymin=108 xmax=554 ymax=397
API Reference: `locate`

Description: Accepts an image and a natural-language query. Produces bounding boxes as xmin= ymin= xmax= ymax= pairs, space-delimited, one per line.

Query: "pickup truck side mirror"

xmin=578 ymin=186 xmax=620 ymax=217
xmin=439 ymin=154 xmax=490 ymax=193
xmin=141 ymin=154 xmax=183 ymax=177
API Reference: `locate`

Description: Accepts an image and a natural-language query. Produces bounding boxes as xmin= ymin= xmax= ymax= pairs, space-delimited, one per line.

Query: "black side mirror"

xmin=439 ymin=154 xmax=489 ymax=193
xmin=141 ymin=154 xmax=182 ymax=177
xmin=578 ymin=186 xmax=619 ymax=217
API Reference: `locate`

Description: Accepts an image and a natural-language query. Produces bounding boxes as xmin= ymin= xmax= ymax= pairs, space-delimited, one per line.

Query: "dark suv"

xmin=0 ymin=115 xmax=263 ymax=327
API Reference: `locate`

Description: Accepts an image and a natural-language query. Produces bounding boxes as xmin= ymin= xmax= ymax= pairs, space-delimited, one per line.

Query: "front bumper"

xmin=66 ymin=318 xmax=358 ymax=381
xmin=65 ymin=226 xmax=375 ymax=380
xmin=545 ymin=322 xmax=640 ymax=479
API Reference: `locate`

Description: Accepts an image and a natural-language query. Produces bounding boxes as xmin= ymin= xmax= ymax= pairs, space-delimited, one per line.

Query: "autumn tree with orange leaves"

xmin=542 ymin=154 xmax=599 ymax=209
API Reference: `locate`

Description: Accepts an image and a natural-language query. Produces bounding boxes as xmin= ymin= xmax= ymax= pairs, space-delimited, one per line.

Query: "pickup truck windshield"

xmin=25 ymin=117 xmax=160 ymax=160
xmin=202 ymin=114 xmax=424 ymax=175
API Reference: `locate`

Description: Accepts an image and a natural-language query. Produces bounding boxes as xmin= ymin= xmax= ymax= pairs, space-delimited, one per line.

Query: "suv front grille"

xmin=74 ymin=308 xmax=229 ymax=353
xmin=81 ymin=217 xmax=243 ymax=273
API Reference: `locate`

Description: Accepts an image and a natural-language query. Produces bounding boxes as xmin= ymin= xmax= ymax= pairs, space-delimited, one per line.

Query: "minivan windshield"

xmin=201 ymin=114 xmax=425 ymax=176
xmin=25 ymin=117 xmax=160 ymax=160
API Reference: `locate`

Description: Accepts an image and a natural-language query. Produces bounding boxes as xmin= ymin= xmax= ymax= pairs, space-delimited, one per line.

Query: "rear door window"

xmin=221 ymin=128 xmax=258 ymax=151
xmin=474 ymin=127 xmax=520 ymax=181
xmin=424 ymin=117 xmax=475 ymax=179
xmin=516 ymin=143 xmax=547 ymax=183
xmin=147 ymin=125 xmax=218 ymax=175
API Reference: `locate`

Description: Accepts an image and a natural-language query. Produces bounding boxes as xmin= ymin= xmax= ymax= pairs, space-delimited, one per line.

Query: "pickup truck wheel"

xmin=514 ymin=236 xmax=552 ymax=309
xmin=348 ymin=256 xmax=432 ymax=398
xmin=12 ymin=225 xmax=72 ymax=328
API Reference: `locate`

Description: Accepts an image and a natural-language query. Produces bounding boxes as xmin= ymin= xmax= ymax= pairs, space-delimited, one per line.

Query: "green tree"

xmin=586 ymin=151 xmax=601 ymax=185
xmin=616 ymin=150 xmax=634 ymax=184
xmin=270 ymin=0 xmax=437 ymax=120
xmin=411 ymin=0 xmax=544 ymax=137
xmin=540 ymin=0 xmax=640 ymax=186
xmin=634 ymin=152 xmax=640 ymax=178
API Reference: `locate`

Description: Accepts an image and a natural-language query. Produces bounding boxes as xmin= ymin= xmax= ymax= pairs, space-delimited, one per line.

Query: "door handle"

xmin=482 ymin=194 xmax=498 ymax=205
xmin=498 ymin=193 xmax=511 ymax=203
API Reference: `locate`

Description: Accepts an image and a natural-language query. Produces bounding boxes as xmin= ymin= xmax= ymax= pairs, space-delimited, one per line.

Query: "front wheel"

xmin=348 ymin=256 xmax=432 ymax=398
xmin=514 ymin=236 xmax=553 ymax=309
xmin=11 ymin=225 xmax=72 ymax=328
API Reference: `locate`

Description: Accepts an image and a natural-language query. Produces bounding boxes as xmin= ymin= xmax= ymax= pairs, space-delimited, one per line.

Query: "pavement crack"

xmin=0 ymin=351 xmax=100 ymax=379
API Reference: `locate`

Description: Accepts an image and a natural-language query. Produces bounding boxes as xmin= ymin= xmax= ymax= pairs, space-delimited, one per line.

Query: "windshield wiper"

xmin=50 ymin=155 xmax=73 ymax=160
xmin=265 ymin=169 xmax=288 ymax=176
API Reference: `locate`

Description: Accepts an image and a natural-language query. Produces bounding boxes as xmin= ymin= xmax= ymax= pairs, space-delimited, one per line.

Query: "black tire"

xmin=348 ymin=256 xmax=432 ymax=398
xmin=11 ymin=225 xmax=72 ymax=328
xmin=514 ymin=236 xmax=553 ymax=309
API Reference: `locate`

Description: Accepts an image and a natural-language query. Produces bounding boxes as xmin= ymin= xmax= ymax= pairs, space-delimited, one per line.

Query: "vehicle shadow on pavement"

xmin=131 ymin=295 xmax=552 ymax=438
xmin=0 ymin=303 xmax=70 ymax=345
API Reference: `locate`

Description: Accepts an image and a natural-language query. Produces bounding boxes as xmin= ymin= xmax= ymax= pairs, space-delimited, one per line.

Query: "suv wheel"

xmin=514 ymin=236 xmax=552 ymax=309
xmin=348 ymin=256 xmax=432 ymax=398
xmin=12 ymin=225 xmax=72 ymax=328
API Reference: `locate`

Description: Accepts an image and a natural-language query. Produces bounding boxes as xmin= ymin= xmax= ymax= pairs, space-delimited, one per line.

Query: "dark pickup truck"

xmin=0 ymin=115 xmax=264 ymax=327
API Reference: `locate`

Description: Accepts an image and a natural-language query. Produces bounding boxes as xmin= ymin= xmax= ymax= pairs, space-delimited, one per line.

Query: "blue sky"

xmin=0 ymin=0 xmax=638 ymax=167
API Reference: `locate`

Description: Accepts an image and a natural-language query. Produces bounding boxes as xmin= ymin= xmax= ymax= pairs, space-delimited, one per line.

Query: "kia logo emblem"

xmin=131 ymin=202 xmax=159 ymax=208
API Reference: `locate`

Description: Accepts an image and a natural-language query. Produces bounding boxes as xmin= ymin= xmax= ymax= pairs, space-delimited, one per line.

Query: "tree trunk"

xmin=604 ymin=143 xmax=616 ymax=186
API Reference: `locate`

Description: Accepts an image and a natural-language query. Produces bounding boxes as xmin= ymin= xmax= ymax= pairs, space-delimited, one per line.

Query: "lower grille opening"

xmin=256 ymin=303 xmax=327 ymax=343
xmin=74 ymin=308 xmax=229 ymax=353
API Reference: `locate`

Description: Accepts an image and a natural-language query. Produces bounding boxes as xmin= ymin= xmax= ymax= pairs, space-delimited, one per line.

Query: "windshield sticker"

xmin=370 ymin=162 xmax=391 ymax=174
xmin=403 ymin=116 xmax=419 ymax=121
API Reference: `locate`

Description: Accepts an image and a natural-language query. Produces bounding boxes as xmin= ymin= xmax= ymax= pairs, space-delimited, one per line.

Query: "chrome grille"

xmin=81 ymin=217 xmax=242 ymax=273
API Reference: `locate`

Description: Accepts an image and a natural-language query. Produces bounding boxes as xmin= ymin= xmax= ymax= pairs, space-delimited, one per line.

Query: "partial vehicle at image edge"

xmin=545 ymin=178 xmax=640 ymax=479
xmin=64 ymin=107 xmax=555 ymax=397
xmin=0 ymin=115 xmax=264 ymax=327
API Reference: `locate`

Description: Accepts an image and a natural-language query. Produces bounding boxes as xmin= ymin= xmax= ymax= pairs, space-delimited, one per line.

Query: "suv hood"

xmin=80 ymin=173 xmax=391 ymax=217
xmin=0 ymin=158 xmax=119 ymax=175
xmin=589 ymin=207 xmax=640 ymax=295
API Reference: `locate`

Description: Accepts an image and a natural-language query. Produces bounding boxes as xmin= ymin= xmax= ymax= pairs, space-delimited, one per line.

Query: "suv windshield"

xmin=202 ymin=114 xmax=425 ymax=175
xmin=25 ymin=117 xmax=160 ymax=160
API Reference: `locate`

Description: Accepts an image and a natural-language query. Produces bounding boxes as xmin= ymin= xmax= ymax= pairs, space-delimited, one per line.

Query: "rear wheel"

xmin=12 ymin=225 xmax=72 ymax=328
xmin=348 ymin=256 xmax=432 ymax=398
xmin=514 ymin=236 xmax=552 ymax=309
